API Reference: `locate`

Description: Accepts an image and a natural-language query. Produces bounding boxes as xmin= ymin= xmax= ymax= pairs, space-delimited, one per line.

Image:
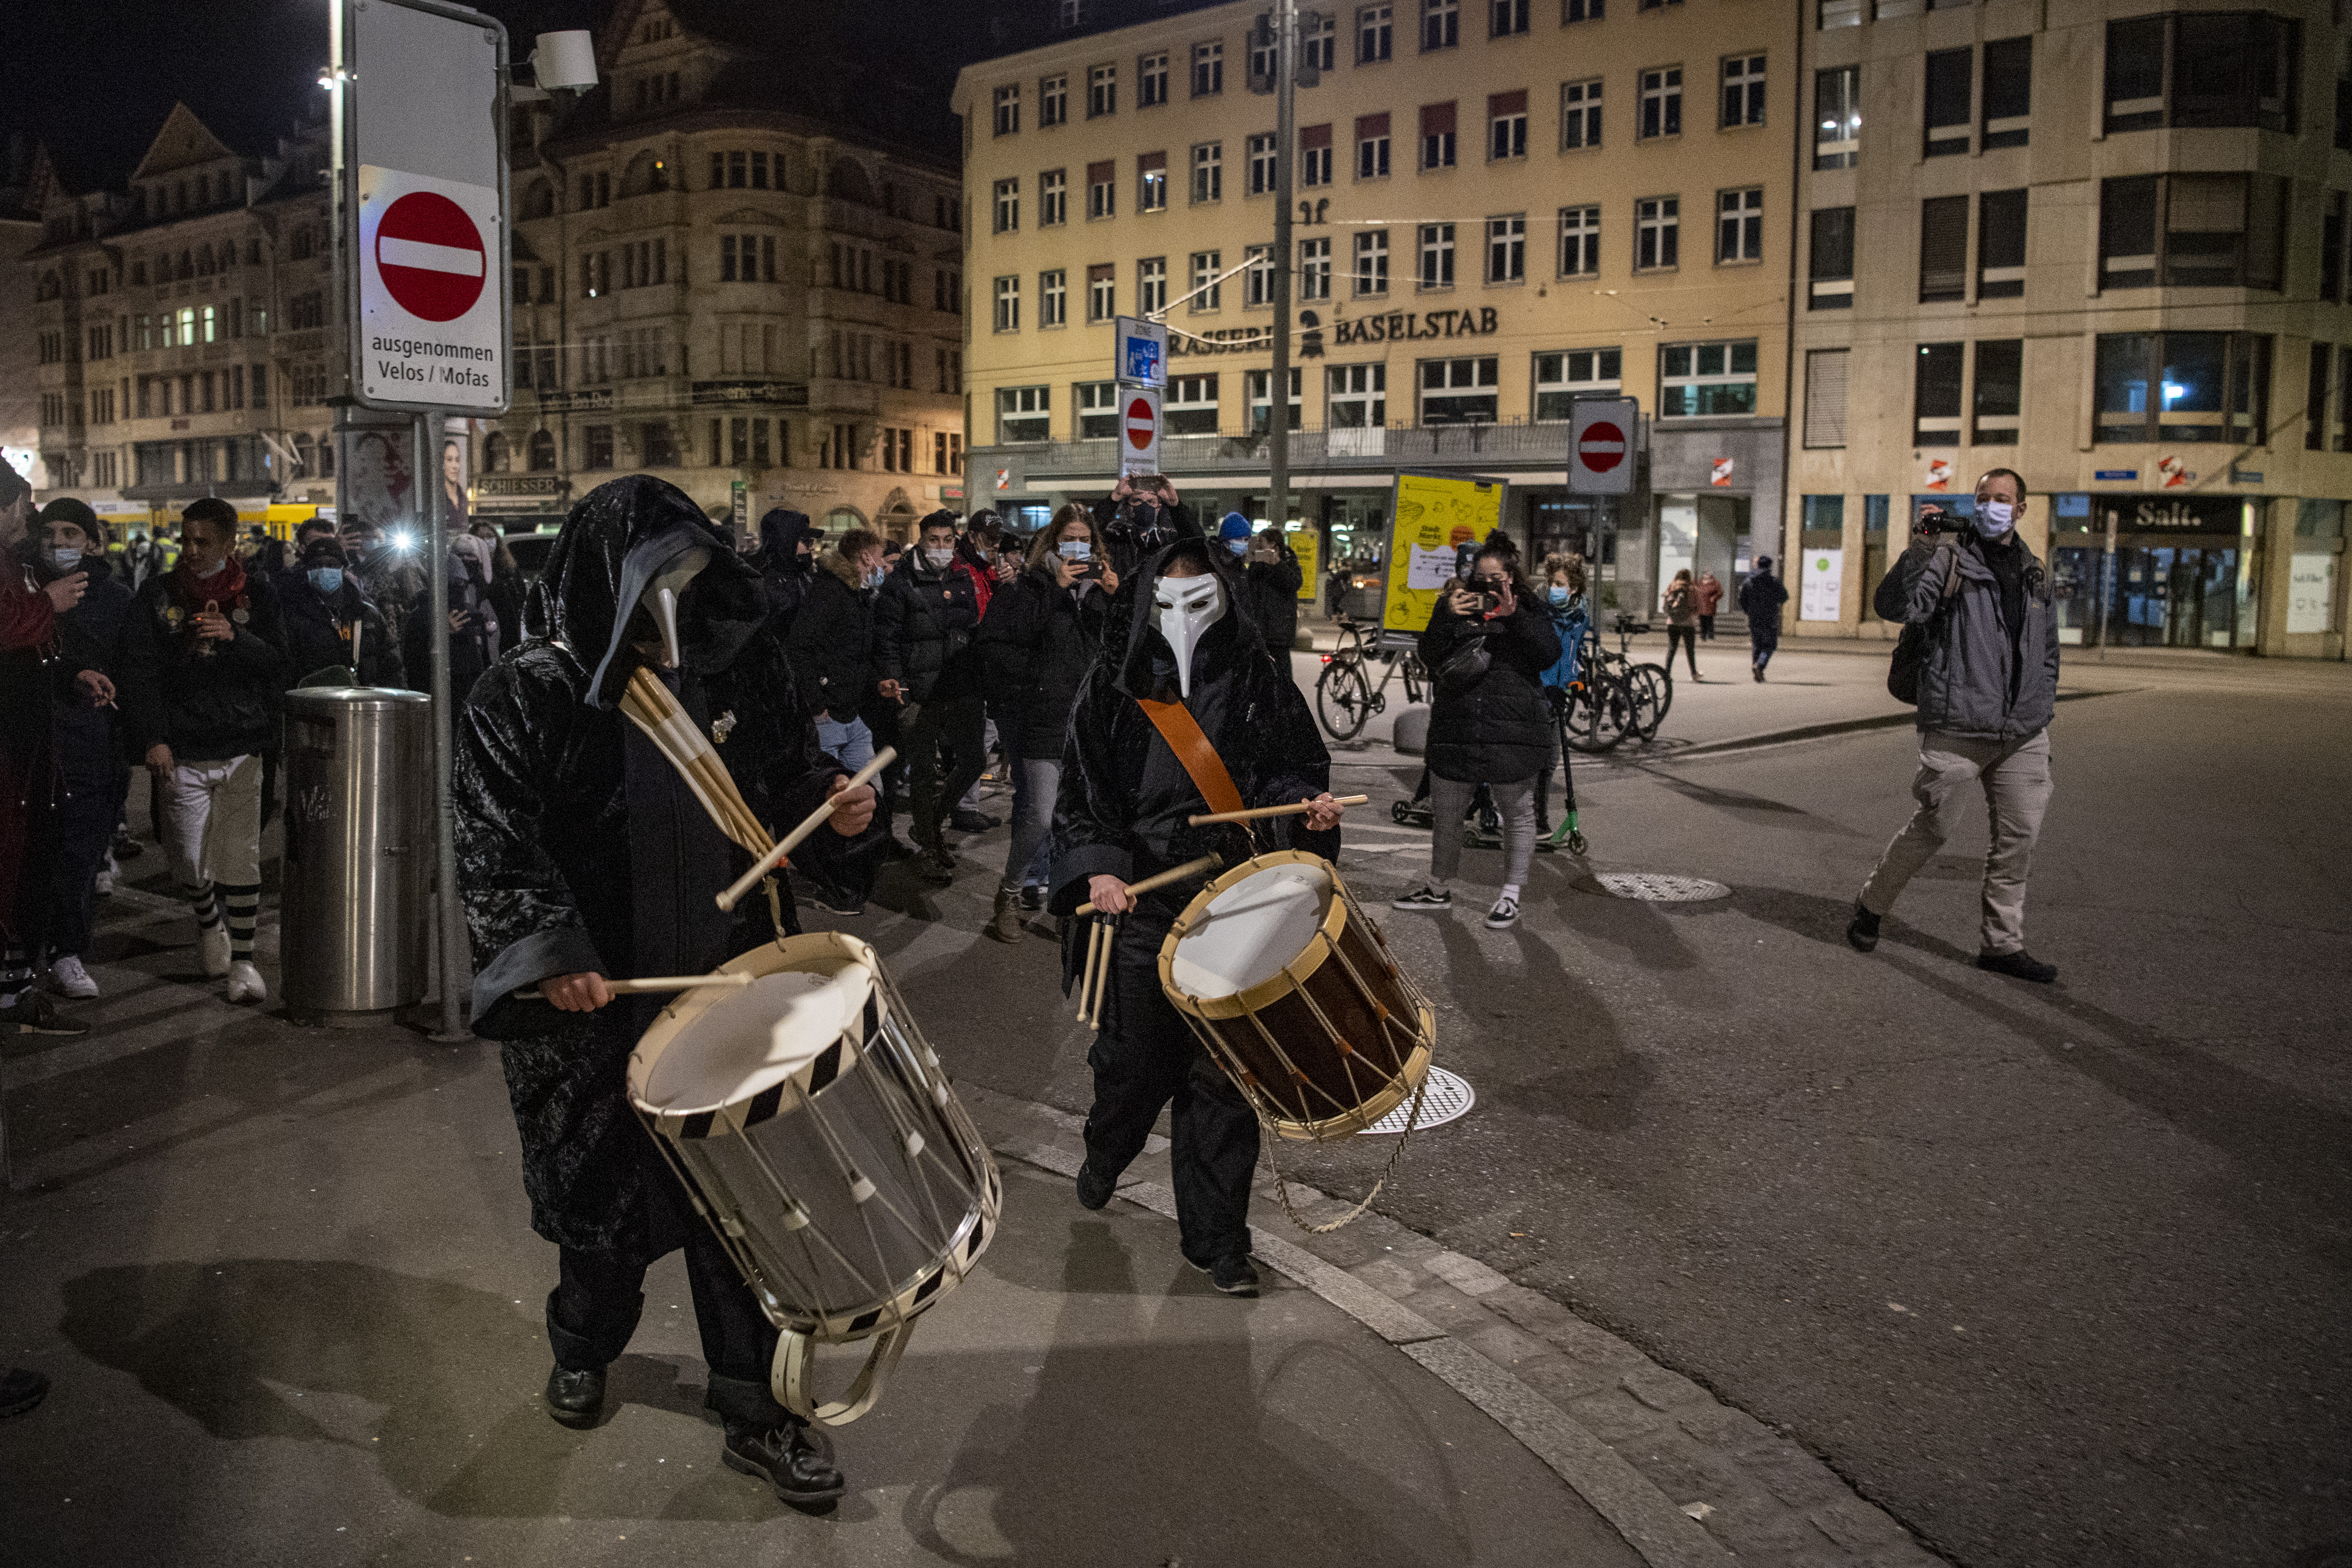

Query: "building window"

xmin=1919 ymin=195 xmax=1969 ymax=302
xmin=1301 ymin=236 xmax=1333 ymax=299
xmin=2103 ymin=14 xmax=2297 ymax=135
xmin=1140 ymin=256 xmax=1168 ymax=312
xmin=1925 ymin=48 xmax=1972 ymax=158
xmin=1304 ymin=12 xmax=1337 ymax=70
xmin=993 ymin=178 xmax=1020 ymax=233
xmin=1814 ymin=65 xmax=1859 ymax=169
xmin=2323 ymin=191 xmax=2346 ymax=304
xmin=583 ymin=424 xmax=615 ymax=469
xmin=1533 ymin=348 xmax=1622 ymax=419
xmin=1558 ymin=205 xmax=1601 ymax=276
xmin=1808 ymin=207 xmax=1854 ymax=309
xmin=1420 ymin=356 xmax=1498 ymax=423
xmin=994 ymin=84 xmax=1020 ymax=135
xmin=1982 ymin=36 xmax=2031 ymax=147
xmin=999 ymin=385 xmax=1050 ymax=443
xmin=1140 ymin=51 xmax=1169 ymax=107
xmin=1422 ymin=0 xmax=1459 ymax=51
xmin=1357 ymin=114 xmax=1392 ymax=177
xmin=1191 ymin=142 xmax=1222 ymax=202
xmin=1039 ymin=168 xmax=1068 ymax=226
xmin=1659 ymin=339 xmax=1758 ymax=416
xmin=1078 ymin=159 xmax=1113 ymax=219
xmin=1329 ymin=362 xmax=1388 ymax=428
xmin=1087 ymin=264 xmax=1116 ymax=320
xmin=1076 ymin=380 xmax=1119 ymax=438
xmin=1246 ymin=245 xmax=1275 ymax=306
xmin=1420 ymin=102 xmax=1457 ymax=168
xmin=1138 ymin=153 xmax=1168 ymax=211
xmin=1041 ymin=269 xmax=1067 ymax=326
xmin=1190 ymin=250 xmax=1224 ymax=310
xmin=2306 ymin=344 xmax=2332 ymax=450
xmin=1638 ymin=67 xmax=1682 ymax=139
xmin=1248 ymin=367 xmax=1303 ymax=434
xmin=1166 ymin=373 xmax=1220 ymax=434
xmin=1567 ymin=0 xmax=1603 ymax=20
xmin=938 ymin=348 xmax=964 ymax=393
xmin=1913 ymin=341 xmax=1964 ymax=447
xmin=1249 ymin=25 xmax=1277 ymax=85
xmin=1301 ymin=125 xmax=1334 ymax=186
xmin=1192 ymin=41 xmax=1224 ymax=96
xmin=1491 ymin=0 xmax=1529 ymax=35
xmin=1359 ymin=4 xmax=1393 ymax=62
xmin=1721 ymin=54 xmax=1766 ymax=127
xmin=1716 ymin=188 xmax=1763 ymax=265
xmin=1973 ymin=339 xmax=2023 ymax=445
xmin=1418 ymin=223 xmax=1456 ymax=288
xmin=1354 ymin=230 xmax=1391 ymax=294
xmin=719 ymin=234 xmax=774 ymax=283
xmin=993 ymin=275 xmax=1020 ymax=331
xmin=935 ymin=431 xmax=965 ymax=473
xmin=1488 ymin=92 xmax=1528 ymax=159
xmin=1486 ymin=215 xmax=1525 ymax=282
xmin=2095 ymin=331 xmax=2270 ymax=444
xmin=1978 ymin=189 xmax=2027 ymax=298
xmin=1247 ymin=133 xmax=1278 ymax=196
xmin=1041 ymin=74 xmax=1069 ymax=126
xmin=1088 ymin=64 xmax=1117 ymax=117
xmin=879 ymin=427 xmax=914 ymax=473
xmin=2099 ymin=173 xmax=2286 ymax=291
xmin=1562 ymin=80 xmax=1602 ymax=149
xmin=1635 ymin=196 xmax=1679 ymax=271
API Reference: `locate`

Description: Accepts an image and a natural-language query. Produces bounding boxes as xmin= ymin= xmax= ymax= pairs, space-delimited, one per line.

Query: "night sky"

xmin=4 ymin=0 xmax=990 ymax=192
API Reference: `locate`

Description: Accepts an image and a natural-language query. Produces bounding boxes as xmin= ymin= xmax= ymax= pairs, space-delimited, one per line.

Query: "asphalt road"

xmin=867 ymin=651 xmax=2352 ymax=1568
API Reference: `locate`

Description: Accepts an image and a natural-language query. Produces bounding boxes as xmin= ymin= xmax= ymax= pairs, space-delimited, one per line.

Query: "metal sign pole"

xmin=421 ymin=410 xmax=469 ymax=1043
xmin=1266 ymin=0 xmax=1298 ymax=531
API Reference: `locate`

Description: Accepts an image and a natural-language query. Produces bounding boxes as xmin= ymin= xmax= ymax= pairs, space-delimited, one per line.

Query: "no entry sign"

xmin=358 ymin=166 xmax=505 ymax=410
xmin=375 ymin=192 xmax=485 ymax=321
xmin=1119 ymin=386 xmax=1162 ymax=477
xmin=1568 ymin=396 xmax=1638 ymax=495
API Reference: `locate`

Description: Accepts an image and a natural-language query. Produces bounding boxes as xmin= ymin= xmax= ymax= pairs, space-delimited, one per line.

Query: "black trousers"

xmin=904 ymin=691 xmax=986 ymax=851
xmin=1084 ymin=923 xmax=1259 ymax=1265
xmin=546 ymin=1173 xmax=790 ymax=1428
xmin=50 ymin=767 xmax=127 ymax=958
xmin=1698 ymin=613 xmax=1716 ymax=641
xmin=1666 ymin=625 xmax=1700 ymax=676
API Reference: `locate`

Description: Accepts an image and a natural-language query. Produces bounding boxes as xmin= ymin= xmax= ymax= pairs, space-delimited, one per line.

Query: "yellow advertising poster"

xmin=1380 ymin=471 xmax=1506 ymax=635
xmin=1285 ymin=523 xmax=1321 ymax=601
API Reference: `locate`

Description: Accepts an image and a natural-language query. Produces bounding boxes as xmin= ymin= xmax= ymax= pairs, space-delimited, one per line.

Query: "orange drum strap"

xmin=1136 ymin=697 xmax=1248 ymax=818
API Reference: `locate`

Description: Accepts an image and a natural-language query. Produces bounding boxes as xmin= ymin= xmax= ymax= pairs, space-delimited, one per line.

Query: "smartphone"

xmin=1128 ymin=474 xmax=1170 ymax=492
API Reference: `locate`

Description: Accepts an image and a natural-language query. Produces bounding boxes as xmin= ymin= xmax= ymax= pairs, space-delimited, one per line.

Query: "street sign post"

xmin=1568 ymin=397 xmax=1637 ymax=495
xmin=331 ymin=0 xmax=509 ymax=1043
xmin=1119 ymin=386 xmax=1163 ymax=477
xmin=1115 ymin=316 xmax=1168 ymax=389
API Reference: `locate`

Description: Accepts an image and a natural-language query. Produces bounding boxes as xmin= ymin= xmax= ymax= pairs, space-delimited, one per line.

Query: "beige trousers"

xmin=1860 ymin=729 xmax=2053 ymax=956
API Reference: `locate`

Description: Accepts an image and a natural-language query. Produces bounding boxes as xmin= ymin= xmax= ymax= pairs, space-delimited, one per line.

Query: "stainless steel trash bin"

xmin=281 ymin=688 xmax=434 ymax=1024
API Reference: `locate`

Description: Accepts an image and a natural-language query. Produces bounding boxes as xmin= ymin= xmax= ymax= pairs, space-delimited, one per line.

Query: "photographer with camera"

xmin=1847 ymin=468 xmax=2061 ymax=983
xmin=1090 ymin=473 xmax=1200 ymax=582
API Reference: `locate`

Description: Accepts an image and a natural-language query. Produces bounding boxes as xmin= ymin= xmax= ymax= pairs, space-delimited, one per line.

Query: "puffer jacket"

xmin=1540 ymin=592 xmax=1589 ymax=690
xmin=118 ymin=560 xmax=288 ymax=762
xmin=786 ymin=549 xmax=881 ymax=721
xmin=1876 ymin=531 xmax=2058 ymax=742
xmin=976 ymin=563 xmax=1110 ymax=759
xmin=1418 ymin=591 xmax=1562 ymax=784
xmin=875 ymin=548 xmax=981 ymax=704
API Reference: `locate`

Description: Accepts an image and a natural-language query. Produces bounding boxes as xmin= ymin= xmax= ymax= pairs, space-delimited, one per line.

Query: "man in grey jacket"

xmin=1847 ymin=468 xmax=2061 ymax=982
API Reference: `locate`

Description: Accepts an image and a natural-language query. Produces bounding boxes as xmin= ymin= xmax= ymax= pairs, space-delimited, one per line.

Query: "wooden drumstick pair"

xmin=518 ymin=973 xmax=756 ymax=1000
xmin=1186 ymin=795 xmax=1367 ymax=827
xmin=715 ymin=746 xmax=899 ymax=912
xmin=1072 ymin=854 xmax=1222 ymax=1030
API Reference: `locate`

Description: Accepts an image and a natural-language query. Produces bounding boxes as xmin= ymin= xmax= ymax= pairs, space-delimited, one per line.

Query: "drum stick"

xmin=516 ymin=973 xmax=757 ymax=999
xmin=1086 ymin=917 xmax=1114 ymax=1031
xmin=715 ymin=747 xmax=899 ymax=912
xmin=1075 ymin=918 xmax=1103 ymax=1022
xmin=1074 ymin=853 xmax=1225 ymax=917
xmin=1186 ymin=795 xmax=1368 ymax=827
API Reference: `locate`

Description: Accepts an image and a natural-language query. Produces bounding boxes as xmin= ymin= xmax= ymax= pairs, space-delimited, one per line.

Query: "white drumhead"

xmin=636 ymin=962 xmax=873 ymax=1117
xmin=1169 ymin=862 xmax=1332 ymax=999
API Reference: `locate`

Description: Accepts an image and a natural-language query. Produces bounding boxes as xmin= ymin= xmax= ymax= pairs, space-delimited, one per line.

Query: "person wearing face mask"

xmin=1090 ymin=472 xmax=1201 ymax=582
xmin=874 ymin=512 xmax=986 ymax=880
xmin=276 ymin=536 xmax=405 ymax=689
xmin=1737 ymin=555 xmax=1789 ymax=681
xmin=1391 ymin=543 xmax=1562 ymax=930
xmin=404 ymin=531 xmax=502 ymax=707
xmin=1051 ymin=537 xmax=1347 ymax=1297
xmin=1534 ymin=552 xmax=1590 ymax=848
xmin=974 ymin=504 xmax=1120 ymax=942
xmin=784 ymin=527 xmax=891 ymax=916
xmin=1229 ymin=517 xmax=1304 ymax=657
xmin=454 ymin=475 xmax=873 ymax=1504
xmin=117 ymin=497 xmax=287 ymax=1005
xmin=1848 ymin=468 xmax=2061 ymax=984
xmin=750 ymin=507 xmax=820 ymax=632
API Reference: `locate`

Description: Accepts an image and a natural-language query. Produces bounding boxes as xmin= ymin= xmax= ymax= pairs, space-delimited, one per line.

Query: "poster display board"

xmin=1380 ymin=471 xmax=1506 ymax=636
xmin=1286 ymin=523 xmax=1321 ymax=601
xmin=1801 ymin=547 xmax=1845 ymax=621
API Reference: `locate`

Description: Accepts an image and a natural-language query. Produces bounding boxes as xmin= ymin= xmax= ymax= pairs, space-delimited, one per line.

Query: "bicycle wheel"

xmin=1315 ymin=658 xmax=1375 ymax=740
xmin=1587 ymin=675 xmax=1636 ymax=752
xmin=1626 ymin=664 xmax=1671 ymax=742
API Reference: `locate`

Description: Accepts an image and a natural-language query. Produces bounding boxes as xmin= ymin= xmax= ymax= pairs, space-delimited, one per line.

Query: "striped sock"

xmin=219 ymin=883 xmax=262 ymax=962
xmin=189 ymin=884 xmax=221 ymax=928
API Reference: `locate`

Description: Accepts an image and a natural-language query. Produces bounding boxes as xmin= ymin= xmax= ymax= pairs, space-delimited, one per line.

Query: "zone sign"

xmin=358 ymin=165 xmax=506 ymax=411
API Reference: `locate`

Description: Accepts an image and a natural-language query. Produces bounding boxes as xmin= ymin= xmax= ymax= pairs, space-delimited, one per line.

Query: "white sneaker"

xmin=48 ymin=955 xmax=100 ymax=999
xmin=199 ymin=923 xmax=232 ymax=978
xmin=1484 ymin=895 xmax=1521 ymax=929
xmin=225 ymin=961 xmax=267 ymax=1005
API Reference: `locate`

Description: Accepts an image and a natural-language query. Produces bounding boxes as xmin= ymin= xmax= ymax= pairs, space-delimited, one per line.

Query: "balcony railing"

xmin=986 ymin=417 xmax=1650 ymax=477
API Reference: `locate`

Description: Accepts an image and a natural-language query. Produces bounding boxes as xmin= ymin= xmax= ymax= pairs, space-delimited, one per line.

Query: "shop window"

xmin=1924 ymin=48 xmax=1972 ymax=157
xmin=2093 ymin=331 xmax=2270 ymax=444
xmin=1420 ymin=355 xmax=1498 ymax=424
xmin=1982 ymin=37 xmax=2031 ymax=148
xmin=1919 ymin=196 xmax=1968 ymax=303
xmin=1913 ymin=342 xmax=1964 ymax=447
xmin=998 ymin=385 xmax=1050 ymax=442
xmin=1533 ymin=348 xmax=1621 ymax=420
xmin=1166 ymin=373 xmax=1220 ymax=434
xmin=1809 ymin=207 xmax=1854 ymax=309
xmin=1977 ymin=190 xmax=2027 ymax=299
xmin=1661 ymin=339 xmax=1758 ymax=417
xmin=1076 ymin=380 xmax=1119 ymax=438
xmin=1973 ymin=340 xmax=2023 ymax=445
xmin=1248 ymin=367 xmax=1303 ymax=433
xmin=1814 ymin=65 xmax=1859 ymax=168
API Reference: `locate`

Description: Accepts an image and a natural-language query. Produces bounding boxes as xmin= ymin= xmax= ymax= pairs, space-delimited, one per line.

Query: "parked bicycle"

xmin=1560 ymin=616 xmax=1673 ymax=752
xmin=1315 ymin=616 xmax=1430 ymax=741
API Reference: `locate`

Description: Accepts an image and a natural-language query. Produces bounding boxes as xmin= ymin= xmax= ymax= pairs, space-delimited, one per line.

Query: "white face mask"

xmin=923 ymin=546 xmax=955 ymax=569
xmin=52 ymin=548 xmax=86 ymax=572
xmin=1153 ymin=572 xmax=1227 ymax=699
xmin=1974 ymin=499 xmax=2017 ymax=537
xmin=641 ymin=547 xmax=711 ymax=669
xmin=1057 ymin=538 xmax=1092 ymax=561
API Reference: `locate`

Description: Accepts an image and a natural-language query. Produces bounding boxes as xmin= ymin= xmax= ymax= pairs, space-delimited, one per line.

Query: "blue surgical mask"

xmin=308 ymin=567 xmax=344 ymax=594
xmin=1226 ymin=537 xmax=1248 ymax=555
xmin=923 ymin=546 xmax=955 ymax=569
xmin=863 ymin=565 xmax=887 ymax=589
xmin=194 ymin=557 xmax=227 ymax=579
xmin=1057 ymin=539 xmax=1092 ymax=561
xmin=1974 ymin=500 xmax=2017 ymax=537
xmin=1547 ymin=585 xmax=1570 ymax=606
xmin=52 ymin=548 xmax=86 ymax=573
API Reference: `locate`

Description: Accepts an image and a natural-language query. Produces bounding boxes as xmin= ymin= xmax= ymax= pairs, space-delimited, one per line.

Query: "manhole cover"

xmin=1587 ymin=871 xmax=1732 ymax=902
xmin=1356 ymin=1066 xmax=1475 ymax=1135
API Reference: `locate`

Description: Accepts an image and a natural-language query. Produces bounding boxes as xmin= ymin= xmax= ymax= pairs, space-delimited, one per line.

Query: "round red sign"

xmin=374 ymin=191 xmax=486 ymax=323
xmin=1577 ymin=420 xmax=1627 ymax=474
xmin=1125 ymin=397 xmax=1156 ymax=450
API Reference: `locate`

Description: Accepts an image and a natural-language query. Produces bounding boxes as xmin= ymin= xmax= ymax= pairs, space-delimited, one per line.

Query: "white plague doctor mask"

xmin=643 ymin=547 xmax=713 ymax=668
xmin=1154 ymin=570 xmax=1227 ymax=699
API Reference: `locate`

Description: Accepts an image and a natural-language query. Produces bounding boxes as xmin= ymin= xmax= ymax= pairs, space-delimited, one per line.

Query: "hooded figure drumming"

xmin=1051 ymin=527 xmax=1348 ymax=1296
xmin=455 ymin=476 xmax=874 ymax=1506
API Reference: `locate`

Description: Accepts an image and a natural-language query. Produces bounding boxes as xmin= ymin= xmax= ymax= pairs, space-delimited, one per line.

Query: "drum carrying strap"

xmin=1136 ymin=697 xmax=1255 ymax=851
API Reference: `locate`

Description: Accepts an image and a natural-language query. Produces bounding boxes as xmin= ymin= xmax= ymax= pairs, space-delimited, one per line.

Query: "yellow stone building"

xmin=954 ymin=0 xmax=1798 ymax=615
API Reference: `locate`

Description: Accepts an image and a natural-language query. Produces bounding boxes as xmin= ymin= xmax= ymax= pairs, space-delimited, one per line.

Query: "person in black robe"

xmin=1050 ymin=534 xmax=1348 ymax=1297
xmin=454 ymin=475 xmax=874 ymax=1506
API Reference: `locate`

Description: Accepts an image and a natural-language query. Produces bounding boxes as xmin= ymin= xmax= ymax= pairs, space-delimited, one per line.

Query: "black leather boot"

xmin=724 ymin=1416 xmax=846 ymax=1505
xmin=544 ymin=1365 xmax=606 ymax=1428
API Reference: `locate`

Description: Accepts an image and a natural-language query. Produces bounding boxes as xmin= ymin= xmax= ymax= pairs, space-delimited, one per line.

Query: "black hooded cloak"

xmin=455 ymin=475 xmax=849 ymax=1257
xmin=752 ymin=506 xmax=817 ymax=629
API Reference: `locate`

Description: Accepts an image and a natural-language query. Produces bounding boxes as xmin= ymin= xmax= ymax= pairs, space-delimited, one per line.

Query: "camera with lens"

xmin=1915 ymin=505 xmax=1964 ymax=537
